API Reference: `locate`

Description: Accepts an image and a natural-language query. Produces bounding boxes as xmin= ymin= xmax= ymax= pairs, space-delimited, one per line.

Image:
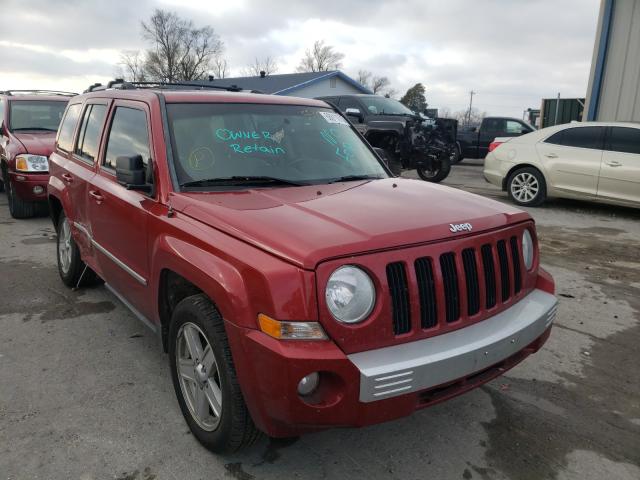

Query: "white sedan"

xmin=484 ymin=121 xmax=640 ymax=208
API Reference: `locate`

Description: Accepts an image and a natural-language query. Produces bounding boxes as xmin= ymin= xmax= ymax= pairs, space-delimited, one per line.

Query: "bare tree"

xmin=211 ymin=57 xmax=228 ymax=79
xmin=141 ymin=8 xmax=224 ymax=82
xmin=438 ymin=106 xmax=452 ymax=118
xmin=242 ymin=57 xmax=279 ymax=76
xmin=118 ymin=50 xmax=146 ymax=82
xmin=371 ymin=76 xmax=390 ymax=94
xmin=384 ymin=88 xmax=398 ymax=99
xmin=453 ymin=107 xmax=486 ymax=126
xmin=357 ymin=70 xmax=372 ymax=88
xmin=297 ymin=40 xmax=345 ymax=72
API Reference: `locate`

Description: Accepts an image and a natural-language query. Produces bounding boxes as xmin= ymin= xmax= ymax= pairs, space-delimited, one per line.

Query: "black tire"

xmin=382 ymin=149 xmax=403 ymax=176
xmin=450 ymin=144 xmax=462 ymax=164
xmin=417 ymin=155 xmax=451 ymax=183
xmin=507 ymin=166 xmax=547 ymax=207
xmin=169 ymin=294 xmax=261 ymax=453
xmin=56 ymin=211 xmax=102 ymax=288
xmin=6 ymin=178 xmax=35 ymax=219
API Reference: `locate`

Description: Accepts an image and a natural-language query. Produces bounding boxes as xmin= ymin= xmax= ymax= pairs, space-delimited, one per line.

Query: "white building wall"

xmin=284 ymin=77 xmax=365 ymax=98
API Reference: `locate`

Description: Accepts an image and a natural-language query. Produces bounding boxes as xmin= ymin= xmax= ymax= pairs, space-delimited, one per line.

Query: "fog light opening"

xmin=297 ymin=372 xmax=320 ymax=396
xmin=33 ymin=186 xmax=44 ymax=195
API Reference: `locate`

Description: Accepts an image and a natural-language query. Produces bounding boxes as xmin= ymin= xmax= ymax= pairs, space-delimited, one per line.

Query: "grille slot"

xmin=462 ymin=248 xmax=480 ymax=316
xmin=481 ymin=244 xmax=497 ymax=309
xmin=439 ymin=253 xmax=460 ymax=322
xmin=510 ymin=236 xmax=522 ymax=294
xmin=497 ymin=240 xmax=510 ymax=301
xmin=415 ymin=257 xmax=438 ymax=328
xmin=386 ymin=262 xmax=411 ymax=335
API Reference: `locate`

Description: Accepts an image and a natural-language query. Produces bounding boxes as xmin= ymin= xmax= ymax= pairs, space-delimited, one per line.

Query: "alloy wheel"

xmin=176 ymin=322 xmax=223 ymax=431
xmin=510 ymin=172 xmax=539 ymax=203
xmin=58 ymin=217 xmax=73 ymax=274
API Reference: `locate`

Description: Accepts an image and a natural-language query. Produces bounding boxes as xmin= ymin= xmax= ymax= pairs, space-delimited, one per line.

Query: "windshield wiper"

xmin=180 ymin=176 xmax=307 ymax=188
xmin=11 ymin=127 xmax=57 ymax=132
xmin=327 ymin=174 xmax=384 ymax=184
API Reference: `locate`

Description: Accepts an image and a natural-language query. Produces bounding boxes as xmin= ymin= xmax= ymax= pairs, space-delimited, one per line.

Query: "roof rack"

xmin=84 ymin=78 xmax=248 ymax=93
xmin=0 ymin=89 xmax=78 ymax=97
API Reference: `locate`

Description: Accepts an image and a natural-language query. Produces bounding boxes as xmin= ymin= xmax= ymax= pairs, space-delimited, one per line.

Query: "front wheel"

xmin=417 ymin=156 xmax=451 ymax=183
xmin=169 ymin=294 xmax=260 ymax=453
xmin=507 ymin=167 xmax=547 ymax=207
xmin=7 ymin=179 xmax=35 ymax=219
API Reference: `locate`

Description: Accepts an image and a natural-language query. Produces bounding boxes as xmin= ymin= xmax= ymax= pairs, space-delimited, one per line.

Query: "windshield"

xmin=9 ymin=100 xmax=68 ymax=131
xmin=359 ymin=96 xmax=415 ymax=116
xmin=166 ymin=103 xmax=389 ymax=189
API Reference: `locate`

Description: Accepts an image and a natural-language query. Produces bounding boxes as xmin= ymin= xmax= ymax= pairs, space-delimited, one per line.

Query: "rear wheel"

xmin=169 ymin=294 xmax=260 ymax=453
xmin=507 ymin=167 xmax=547 ymax=206
xmin=56 ymin=211 xmax=102 ymax=288
xmin=450 ymin=144 xmax=462 ymax=164
xmin=417 ymin=155 xmax=451 ymax=183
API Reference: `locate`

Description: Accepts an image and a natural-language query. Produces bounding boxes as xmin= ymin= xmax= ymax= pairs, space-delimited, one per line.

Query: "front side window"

xmin=506 ymin=120 xmax=527 ymax=134
xmin=607 ymin=127 xmax=640 ymax=155
xmin=166 ymin=103 xmax=388 ymax=188
xmin=104 ymin=107 xmax=150 ymax=170
xmin=338 ymin=97 xmax=362 ymax=113
xmin=545 ymin=126 xmax=604 ymax=150
xmin=56 ymin=103 xmax=82 ymax=152
xmin=9 ymin=100 xmax=68 ymax=132
xmin=75 ymin=104 xmax=107 ymax=163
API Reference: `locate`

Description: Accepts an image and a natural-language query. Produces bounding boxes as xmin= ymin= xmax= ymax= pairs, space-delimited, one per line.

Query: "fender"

xmin=150 ymin=233 xmax=250 ymax=328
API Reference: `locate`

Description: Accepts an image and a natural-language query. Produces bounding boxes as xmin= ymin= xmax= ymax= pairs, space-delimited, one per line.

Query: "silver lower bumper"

xmin=348 ymin=289 xmax=557 ymax=402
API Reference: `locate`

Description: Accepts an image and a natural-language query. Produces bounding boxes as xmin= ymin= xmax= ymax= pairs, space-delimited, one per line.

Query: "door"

xmin=65 ymin=102 xmax=109 ymax=259
xmin=598 ymin=126 xmax=640 ymax=205
xmin=536 ymin=126 xmax=605 ymax=198
xmin=87 ymin=101 xmax=156 ymax=319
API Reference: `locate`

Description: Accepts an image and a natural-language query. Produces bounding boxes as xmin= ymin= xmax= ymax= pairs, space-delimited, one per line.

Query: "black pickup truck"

xmin=456 ymin=116 xmax=534 ymax=161
xmin=317 ymin=94 xmax=458 ymax=182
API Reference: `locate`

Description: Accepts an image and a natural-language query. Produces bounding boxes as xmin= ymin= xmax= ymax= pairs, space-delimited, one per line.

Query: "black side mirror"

xmin=116 ymin=155 xmax=152 ymax=193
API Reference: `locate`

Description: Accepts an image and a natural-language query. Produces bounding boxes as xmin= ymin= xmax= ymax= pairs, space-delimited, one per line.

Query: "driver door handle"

xmin=605 ymin=160 xmax=622 ymax=167
xmin=89 ymin=190 xmax=104 ymax=203
xmin=61 ymin=173 xmax=74 ymax=183
xmin=544 ymin=153 xmax=558 ymax=158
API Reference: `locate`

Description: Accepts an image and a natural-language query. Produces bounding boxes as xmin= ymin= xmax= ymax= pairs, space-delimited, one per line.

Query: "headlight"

xmin=15 ymin=154 xmax=49 ymax=173
xmin=522 ymin=229 xmax=534 ymax=270
xmin=325 ymin=266 xmax=375 ymax=324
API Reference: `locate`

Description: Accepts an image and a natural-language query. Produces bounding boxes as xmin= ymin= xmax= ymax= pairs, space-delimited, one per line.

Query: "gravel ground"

xmin=1 ymin=160 xmax=638 ymax=480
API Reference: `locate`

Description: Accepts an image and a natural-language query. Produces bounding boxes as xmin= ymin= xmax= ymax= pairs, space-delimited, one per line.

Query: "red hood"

xmin=172 ymin=178 xmax=530 ymax=269
xmin=12 ymin=132 xmax=57 ymax=156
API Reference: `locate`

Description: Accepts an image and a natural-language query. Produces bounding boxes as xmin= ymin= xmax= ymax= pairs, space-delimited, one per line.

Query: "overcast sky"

xmin=0 ymin=0 xmax=601 ymax=117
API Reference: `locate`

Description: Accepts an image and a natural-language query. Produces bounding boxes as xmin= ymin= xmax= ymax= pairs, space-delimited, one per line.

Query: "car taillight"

xmin=488 ymin=141 xmax=503 ymax=152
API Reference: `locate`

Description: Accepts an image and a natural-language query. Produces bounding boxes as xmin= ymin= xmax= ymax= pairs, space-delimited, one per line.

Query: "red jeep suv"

xmin=47 ymin=80 xmax=557 ymax=453
xmin=0 ymin=90 xmax=74 ymax=218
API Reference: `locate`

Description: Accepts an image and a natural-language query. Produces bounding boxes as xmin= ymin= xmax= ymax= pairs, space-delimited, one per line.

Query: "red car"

xmin=0 ymin=90 xmax=74 ymax=218
xmin=47 ymin=80 xmax=557 ymax=454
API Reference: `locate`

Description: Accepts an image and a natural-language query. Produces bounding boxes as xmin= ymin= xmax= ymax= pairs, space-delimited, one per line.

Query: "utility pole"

xmin=554 ymin=92 xmax=561 ymax=126
xmin=466 ymin=90 xmax=476 ymax=126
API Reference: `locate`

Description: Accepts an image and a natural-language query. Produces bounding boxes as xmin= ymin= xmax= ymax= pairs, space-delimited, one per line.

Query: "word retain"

xmin=216 ymin=128 xmax=286 ymax=155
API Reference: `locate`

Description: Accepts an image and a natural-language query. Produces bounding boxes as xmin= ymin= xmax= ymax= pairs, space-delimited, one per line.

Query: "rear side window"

xmin=56 ymin=104 xmax=82 ymax=152
xmin=483 ymin=118 xmax=505 ymax=132
xmin=606 ymin=127 xmax=640 ymax=154
xmin=545 ymin=126 xmax=604 ymax=150
xmin=104 ymin=107 xmax=150 ymax=170
xmin=75 ymin=104 xmax=107 ymax=163
xmin=0 ymin=99 xmax=5 ymax=127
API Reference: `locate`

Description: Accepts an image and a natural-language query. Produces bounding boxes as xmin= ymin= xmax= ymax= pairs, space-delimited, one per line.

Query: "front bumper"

xmin=9 ymin=171 xmax=49 ymax=202
xmin=350 ymin=289 xmax=557 ymax=402
xmin=228 ymin=288 xmax=557 ymax=437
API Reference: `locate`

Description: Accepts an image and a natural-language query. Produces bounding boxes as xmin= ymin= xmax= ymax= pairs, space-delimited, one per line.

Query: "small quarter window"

xmin=104 ymin=107 xmax=150 ymax=170
xmin=56 ymin=104 xmax=82 ymax=153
